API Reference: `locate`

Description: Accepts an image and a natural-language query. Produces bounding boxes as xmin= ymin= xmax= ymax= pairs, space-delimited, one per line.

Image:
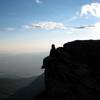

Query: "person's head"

xmin=52 ymin=44 xmax=55 ymax=49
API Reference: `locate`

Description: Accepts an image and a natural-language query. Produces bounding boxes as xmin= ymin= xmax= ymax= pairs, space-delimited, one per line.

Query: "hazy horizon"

xmin=0 ymin=52 xmax=48 ymax=78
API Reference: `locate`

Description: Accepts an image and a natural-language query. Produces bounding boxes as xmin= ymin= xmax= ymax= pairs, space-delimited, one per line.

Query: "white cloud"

xmin=2 ymin=22 xmax=66 ymax=31
xmin=80 ymin=2 xmax=100 ymax=17
xmin=31 ymin=21 xmax=66 ymax=30
xmin=35 ymin=0 xmax=42 ymax=4
xmin=22 ymin=25 xmax=32 ymax=29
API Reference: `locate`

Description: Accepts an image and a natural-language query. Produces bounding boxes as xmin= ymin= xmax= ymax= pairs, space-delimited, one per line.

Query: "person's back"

xmin=50 ymin=44 xmax=56 ymax=56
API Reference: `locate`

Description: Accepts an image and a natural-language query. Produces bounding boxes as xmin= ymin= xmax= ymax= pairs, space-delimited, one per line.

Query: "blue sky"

xmin=0 ymin=0 xmax=100 ymax=53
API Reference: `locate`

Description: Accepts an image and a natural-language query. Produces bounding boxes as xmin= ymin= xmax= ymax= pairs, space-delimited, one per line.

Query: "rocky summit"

xmin=36 ymin=40 xmax=100 ymax=100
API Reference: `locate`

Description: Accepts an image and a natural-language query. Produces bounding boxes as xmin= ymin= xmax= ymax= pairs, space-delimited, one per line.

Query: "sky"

xmin=1 ymin=0 xmax=100 ymax=53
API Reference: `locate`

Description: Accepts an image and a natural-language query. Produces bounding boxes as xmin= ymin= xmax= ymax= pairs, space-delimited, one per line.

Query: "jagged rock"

xmin=36 ymin=40 xmax=100 ymax=100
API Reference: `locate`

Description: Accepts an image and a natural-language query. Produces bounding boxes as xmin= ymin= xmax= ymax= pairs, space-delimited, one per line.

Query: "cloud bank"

xmin=0 ymin=22 xmax=66 ymax=31
xmin=32 ymin=22 xmax=66 ymax=30
xmin=24 ymin=21 xmax=66 ymax=30
xmin=80 ymin=2 xmax=100 ymax=17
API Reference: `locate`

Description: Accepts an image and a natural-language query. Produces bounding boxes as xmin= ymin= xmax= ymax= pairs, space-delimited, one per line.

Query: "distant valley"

xmin=0 ymin=76 xmax=37 ymax=100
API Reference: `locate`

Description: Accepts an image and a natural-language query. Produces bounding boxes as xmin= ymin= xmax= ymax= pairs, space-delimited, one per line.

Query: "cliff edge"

xmin=36 ymin=40 xmax=100 ymax=100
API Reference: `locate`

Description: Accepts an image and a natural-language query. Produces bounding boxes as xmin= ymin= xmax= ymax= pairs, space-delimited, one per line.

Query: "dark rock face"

xmin=38 ymin=40 xmax=100 ymax=100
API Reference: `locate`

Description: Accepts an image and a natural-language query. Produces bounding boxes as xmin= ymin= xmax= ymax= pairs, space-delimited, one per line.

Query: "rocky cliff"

xmin=36 ymin=40 xmax=100 ymax=100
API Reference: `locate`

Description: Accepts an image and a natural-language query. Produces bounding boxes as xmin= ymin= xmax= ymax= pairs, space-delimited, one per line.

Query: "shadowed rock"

xmin=36 ymin=40 xmax=100 ymax=100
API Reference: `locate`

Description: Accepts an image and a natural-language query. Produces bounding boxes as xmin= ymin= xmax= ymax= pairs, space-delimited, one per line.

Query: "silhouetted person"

xmin=50 ymin=44 xmax=56 ymax=56
xmin=41 ymin=44 xmax=56 ymax=69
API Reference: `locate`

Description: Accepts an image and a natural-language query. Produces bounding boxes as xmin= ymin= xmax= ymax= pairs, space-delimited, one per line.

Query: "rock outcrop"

xmin=36 ymin=40 xmax=100 ymax=100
